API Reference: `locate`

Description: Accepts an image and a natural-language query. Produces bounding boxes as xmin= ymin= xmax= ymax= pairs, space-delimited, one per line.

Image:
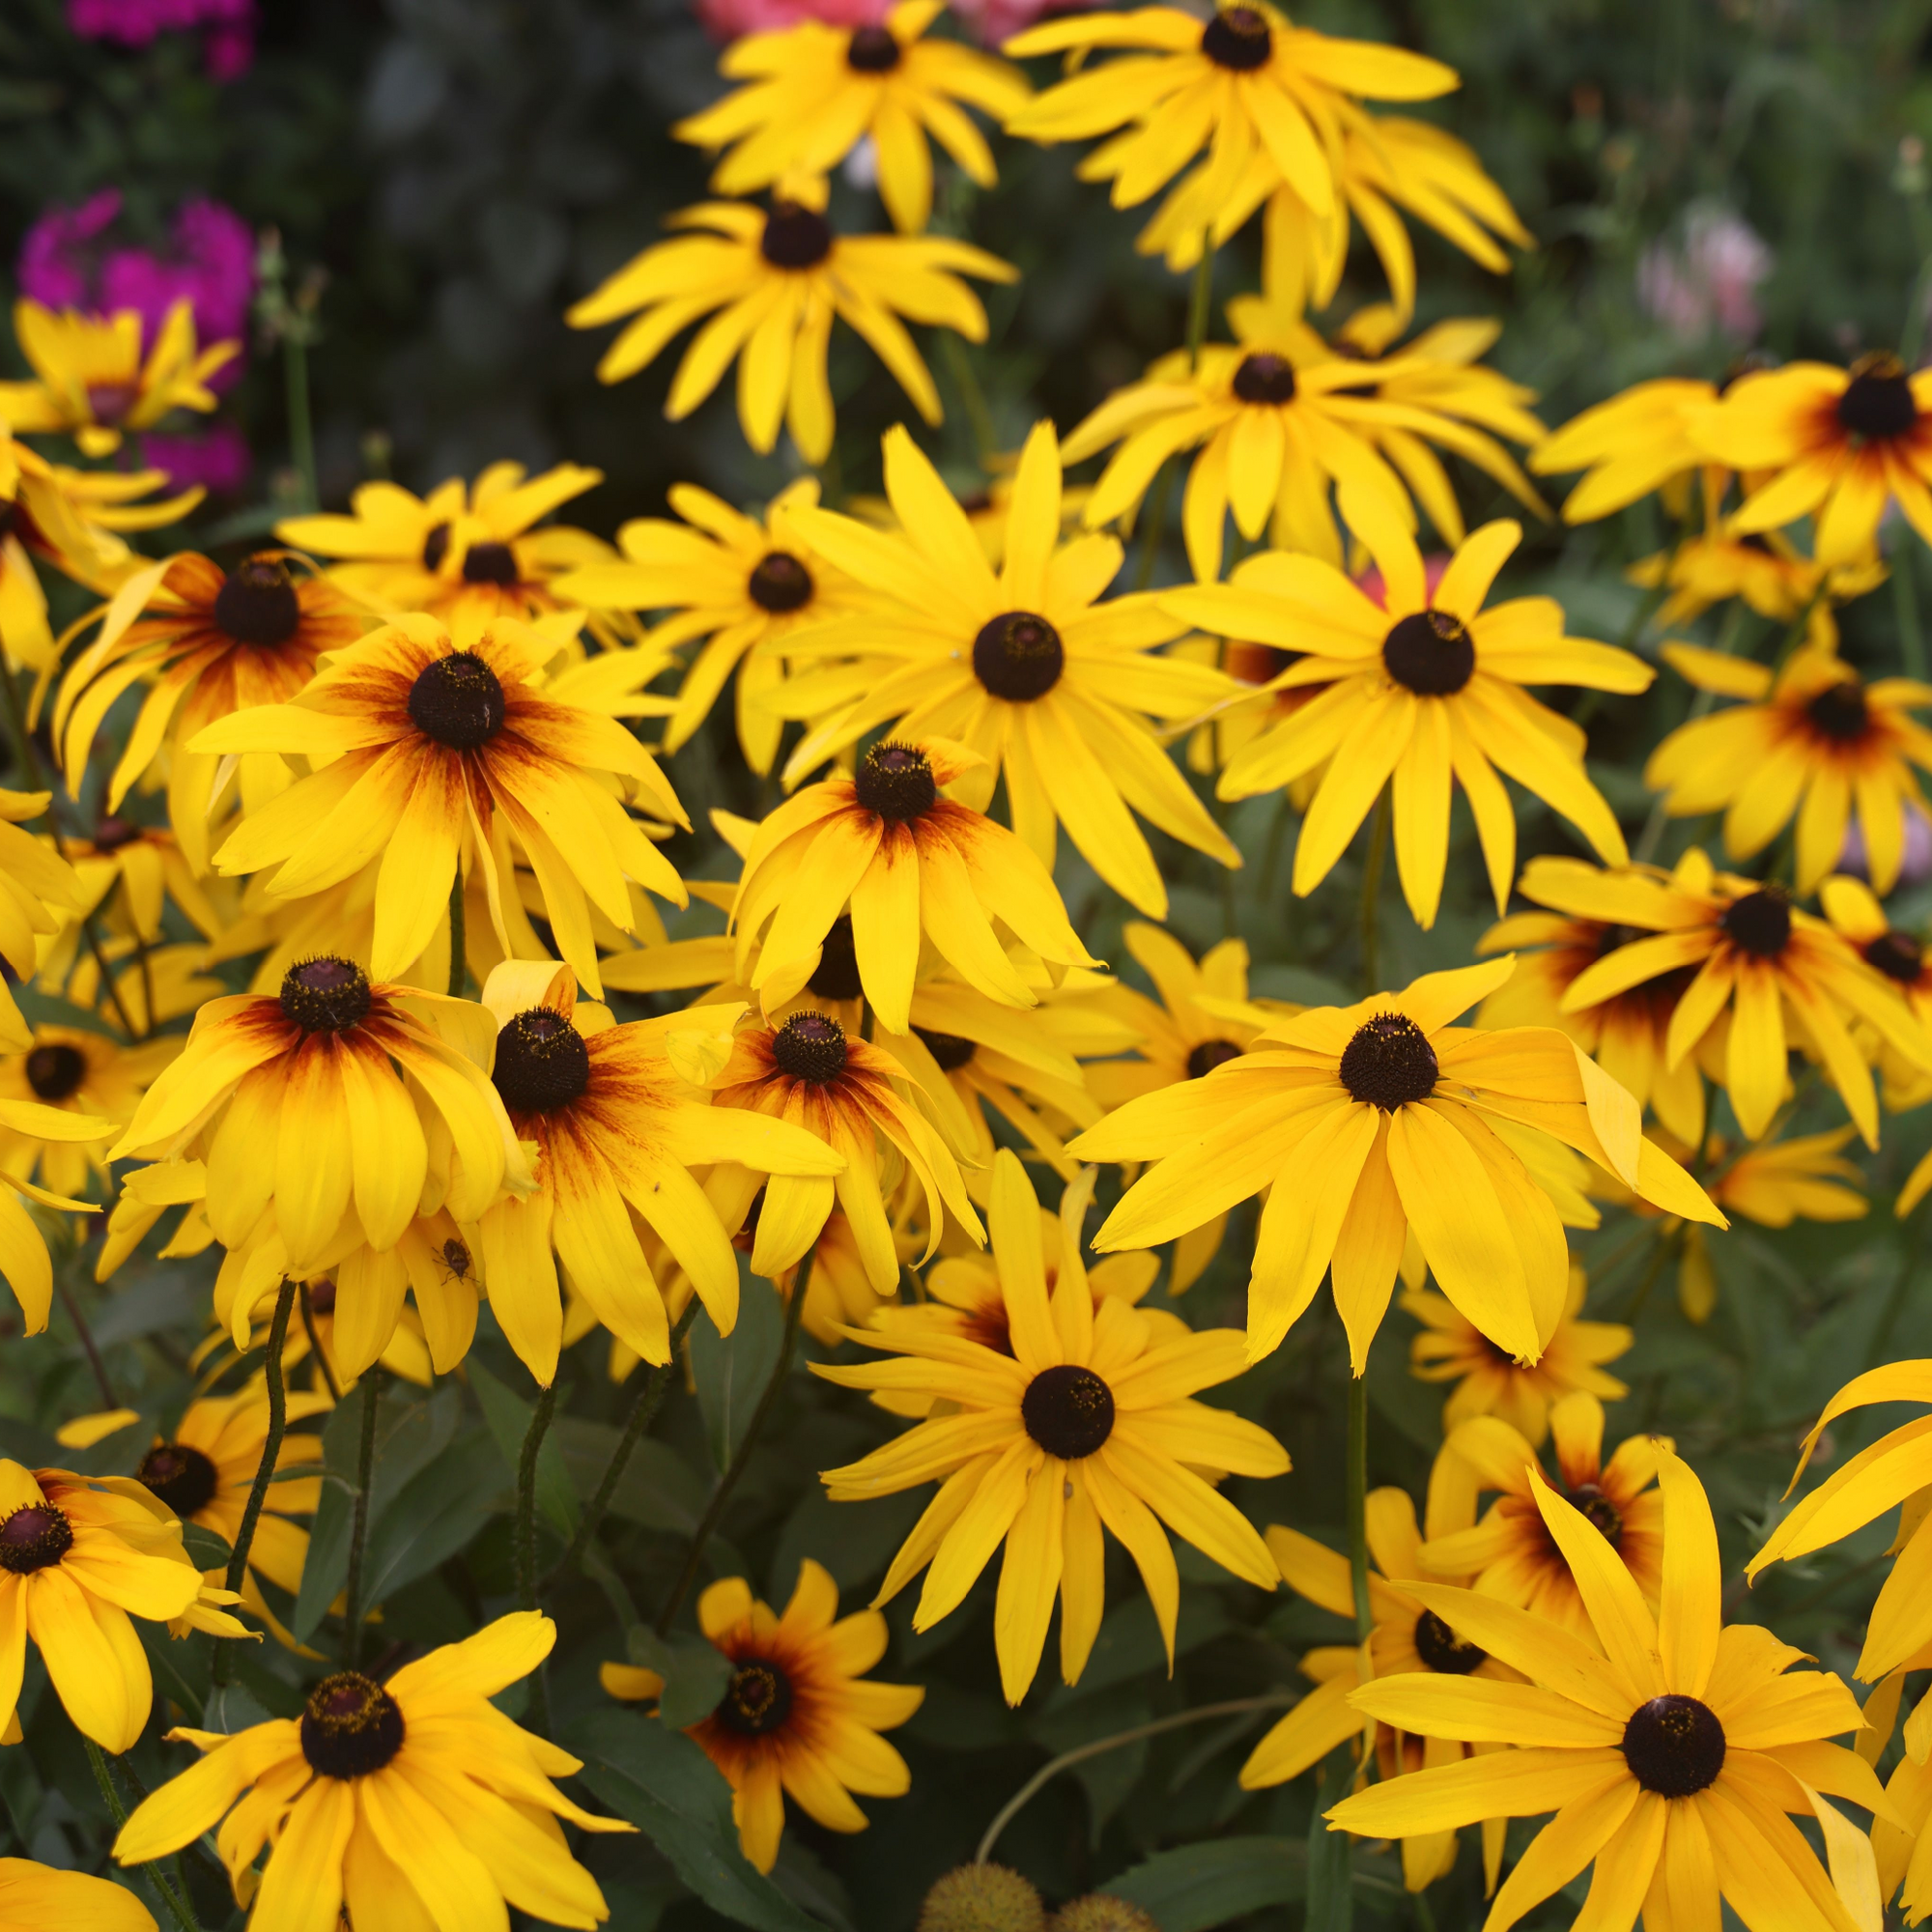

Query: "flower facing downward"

xmin=602 ymin=1560 xmax=922 ymax=1872
xmin=113 ymin=1612 xmax=633 ymax=1929
xmin=817 ymin=1151 xmax=1288 ymax=1705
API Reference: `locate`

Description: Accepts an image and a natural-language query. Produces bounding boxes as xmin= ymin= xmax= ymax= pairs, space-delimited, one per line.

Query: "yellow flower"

xmin=1331 ymin=1452 xmax=1886 ymax=1932
xmin=1166 ymin=509 xmax=1654 ymax=928
xmin=1406 ymin=1264 xmax=1631 ymax=1447
xmin=602 ymin=1560 xmax=922 ymax=1872
xmin=1646 ymin=643 xmax=1932 ymax=895
xmin=674 ymin=0 xmax=1029 ymax=234
xmin=1070 ymin=957 xmax=1723 ymax=1367
xmin=0 ymin=1025 xmax=171 ymax=1197
xmin=113 ymin=1612 xmax=633 ymax=1927
xmin=565 ymin=192 xmax=1014 ymax=463
xmin=1818 ymin=871 xmax=1932 ymax=1118
xmin=1529 ymin=375 xmax=1723 ymax=524
xmin=0 ymin=298 xmax=237 ymax=457
xmin=817 ymin=1150 xmax=1288 ymax=1704
xmin=0 ymin=787 xmax=88 ymax=1050
xmin=773 ymin=421 xmax=1240 ymax=918
xmin=0 ymin=1860 xmax=155 ymax=1932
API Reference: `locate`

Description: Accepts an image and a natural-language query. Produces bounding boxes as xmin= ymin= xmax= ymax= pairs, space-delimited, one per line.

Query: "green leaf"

xmin=202 ymin=1681 xmax=273 ymax=1736
xmin=180 ymin=1521 xmax=230 ymax=1571
xmin=554 ymin=1420 xmax=706 ymax=1534
xmin=690 ymin=1270 xmax=783 ymax=1473
xmin=573 ymin=1709 xmax=829 ymax=1932
xmin=469 ymin=1358 xmax=580 ymax=1536
xmin=1103 ymin=1836 xmax=1308 ymax=1931
xmin=291 ymin=1379 xmax=373 ymax=1641
xmin=357 ymin=1430 xmax=504 ymax=1607
xmin=1305 ymin=1748 xmax=1353 ymax=1932
xmin=626 ymin=1625 xmax=732 ymax=1731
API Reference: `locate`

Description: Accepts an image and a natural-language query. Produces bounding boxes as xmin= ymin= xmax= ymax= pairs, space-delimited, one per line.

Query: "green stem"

xmin=1132 ymin=459 xmax=1176 ymax=592
xmin=515 ymin=1378 xmax=560 ymax=1612
xmin=547 ymin=1300 xmax=701 ymax=1587
xmin=657 ymin=1255 xmax=813 ymax=1635
xmin=1898 ymin=538 xmax=1926 ymax=681
xmin=298 ymin=1279 xmax=342 ymax=1404
xmin=1347 ymin=1372 xmax=1372 ymax=1642
xmin=1186 ymin=240 xmax=1215 ymax=371
xmin=1413 ymin=1883 xmax=1439 ymax=1932
xmin=940 ymin=333 xmax=997 ymax=467
xmin=447 ymin=870 xmax=467 ymax=998
xmin=284 ymin=334 xmax=318 ymax=514
xmin=340 ymin=1370 xmax=381 ymax=1665
xmin=58 ymin=1275 xmax=116 ymax=1408
xmin=1359 ymin=790 xmax=1390 ymax=996
xmin=213 ymin=1276 xmax=296 ymax=1687
xmin=88 ymin=1741 xmax=201 ymax=1932
xmin=1623 ymin=1225 xmax=1678 ymax=1322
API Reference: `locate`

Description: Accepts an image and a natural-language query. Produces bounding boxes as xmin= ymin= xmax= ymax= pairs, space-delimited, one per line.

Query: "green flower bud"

xmin=1050 ymin=1896 xmax=1160 ymax=1932
xmin=918 ymin=1862 xmax=1049 ymax=1932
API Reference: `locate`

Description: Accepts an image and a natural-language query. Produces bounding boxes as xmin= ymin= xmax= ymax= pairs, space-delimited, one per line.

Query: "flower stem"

xmin=341 ymin=1369 xmax=382 ymax=1665
xmin=1347 ymin=1371 xmax=1372 ymax=1642
xmin=656 ymin=1255 xmax=813 ymax=1636
xmin=213 ymin=1276 xmax=296 ymax=1687
xmin=1132 ymin=459 xmax=1176 ymax=591
xmin=285 ymin=333 xmax=319 ymax=515
xmin=1186 ymin=239 xmax=1215 ymax=371
xmin=298 ymin=1278 xmax=342 ymax=1403
xmin=547 ymin=1299 xmax=700 ymax=1588
xmin=1359 ymin=789 xmax=1390 ymax=996
xmin=87 ymin=1740 xmax=202 ymax=1932
xmin=515 ymin=1378 xmax=560 ymax=1612
xmin=940 ymin=332 xmax=997 ymax=467
xmin=446 ymin=870 xmax=467 ymax=998
xmin=58 ymin=1274 xmax=116 ymax=1408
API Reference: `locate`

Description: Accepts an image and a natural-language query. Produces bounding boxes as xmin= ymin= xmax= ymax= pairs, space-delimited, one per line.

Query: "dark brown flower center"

xmin=493 ymin=1008 xmax=590 ymax=1113
xmin=137 ymin=1443 xmax=219 ymax=1519
xmin=1804 ymin=680 xmax=1870 ymax=741
xmin=1383 ymin=609 xmax=1475 ymax=696
xmin=300 ymin=1671 xmax=407 ymax=1778
xmin=461 ymin=540 xmax=520 ymax=585
xmin=749 ymin=550 xmax=813 ymax=612
xmin=213 ymin=555 xmax=303 ymax=648
xmin=1621 ymin=1693 xmax=1724 ymax=1797
xmin=86 ymin=381 xmax=140 ymax=425
xmin=0 ymin=1504 xmax=71 ymax=1574
xmin=854 ymin=742 xmax=937 ymax=822
xmin=279 ymin=956 xmax=373 ymax=1035
xmin=847 ymin=22 xmax=900 ymax=69
xmin=761 ymin=201 xmax=835 ymax=270
xmin=408 ymin=650 xmax=506 ymax=750
xmin=973 ymin=611 xmax=1065 ymax=701
xmin=92 ymin=816 xmax=143 ymax=852
xmin=810 ymin=914 xmax=864 ymax=1000
xmin=1232 ymin=352 xmax=1296 ymax=405
xmin=916 ymin=1028 xmax=978 ymax=1072
xmin=1836 ymin=351 xmax=1918 ymax=441
xmin=1201 ymin=5 xmax=1270 ymax=68
xmin=422 ymin=523 xmax=452 ymax=572
xmin=1867 ymin=929 xmax=1924 ymax=982
xmin=24 ymin=1042 xmax=86 ymax=1101
xmin=1185 ymin=1038 xmax=1242 ymax=1079
xmin=773 ymin=1011 xmax=848 ymax=1085
xmin=715 ymin=1660 xmax=793 ymax=1736
xmin=1022 ymin=1363 xmax=1116 ymax=1459
xmin=1413 ymin=1608 xmax=1486 ymax=1674
xmin=1339 ymin=1012 xmax=1437 ymax=1110
xmin=1569 ymin=1481 xmax=1623 ymax=1546
xmin=1719 ymin=888 xmax=1791 ymax=959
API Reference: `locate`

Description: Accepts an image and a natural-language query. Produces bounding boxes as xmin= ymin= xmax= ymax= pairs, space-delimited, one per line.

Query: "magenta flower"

xmin=138 ymin=420 xmax=251 ymax=496
xmin=695 ymin=0 xmax=887 ymax=42
xmin=66 ymin=0 xmax=255 ymax=78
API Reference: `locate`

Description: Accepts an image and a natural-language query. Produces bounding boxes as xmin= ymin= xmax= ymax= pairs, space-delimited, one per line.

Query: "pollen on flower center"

xmin=1232 ymin=353 xmax=1296 ymax=405
xmin=493 ymin=1008 xmax=591 ymax=1113
xmin=773 ymin=1011 xmax=848 ymax=1085
xmin=1413 ymin=1608 xmax=1487 ymax=1675
xmin=1719 ymin=888 xmax=1791 ymax=959
xmin=1620 ymin=1693 xmax=1725 ymax=1798
xmin=24 ymin=1043 xmax=86 ymax=1101
xmin=1866 ymin=929 xmax=1924 ymax=982
xmin=1021 ymin=1363 xmax=1116 ymax=1460
xmin=279 ymin=955 xmax=373 ymax=1035
xmin=715 ymin=1660 xmax=794 ymax=1736
xmin=854 ymin=742 xmax=937 ymax=821
xmin=137 ymin=1443 xmax=219 ymax=1519
xmin=761 ymin=201 xmax=835 ymax=270
xmin=1568 ymin=1481 xmax=1623 ymax=1547
xmin=846 ymin=22 xmax=900 ymax=70
xmin=408 ymin=650 xmax=507 ymax=750
xmin=1383 ymin=609 xmax=1475 ymax=696
xmin=915 ymin=1027 xmax=978 ymax=1071
xmin=810 ymin=914 xmax=864 ymax=1000
xmin=749 ymin=550 xmax=813 ymax=612
xmin=973 ymin=611 xmax=1065 ymax=701
xmin=1186 ymin=1038 xmax=1242 ymax=1079
xmin=462 ymin=540 xmax=520 ymax=585
xmin=1836 ymin=351 xmax=1918 ymax=441
xmin=1804 ymin=680 xmax=1870 ymax=741
xmin=1339 ymin=1012 xmax=1438 ymax=1110
xmin=300 ymin=1671 xmax=407 ymax=1778
xmin=213 ymin=555 xmax=303 ymax=648
xmin=0 ymin=1504 xmax=71 ymax=1575
xmin=1201 ymin=5 xmax=1271 ymax=69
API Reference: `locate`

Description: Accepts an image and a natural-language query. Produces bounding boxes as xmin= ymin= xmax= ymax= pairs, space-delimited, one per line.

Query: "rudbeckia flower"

xmin=0 ymin=1026 xmax=171 ymax=1196
xmin=1548 ymin=847 xmax=1932 ymax=1146
xmin=62 ymin=817 xmax=223 ymax=957
xmin=1166 ymin=509 xmax=1653 ymax=928
xmin=601 ymin=1560 xmax=923 ymax=1872
xmin=475 ymin=961 xmax=845 ymax=1383
xmin=565 ymin=192 xmax=1015 ymax=464
xmin=1406 ymin=1264 xmax=1631 ymax=1448
xmin=0 ymin=1861 xmax=154 ymax=1932
xmin=1529 ymin=375 xmax=1724 ymax=524
xmin=1819 ymin=872 xmax=1932 ymax=1117
xmin=775 ymin=421 xmax=1241 ymax=918
xmin=1239 ymin=1487 xmax=1507 ymax=1898
xmin=709 ymin=1006 xmax=981 ymax=1293
xmin=1331 ymin=1452 xmax=1888 ymax=1932
xmin=1648 ymin=643 xmax=1932 ymax=895
xmin=674 ymin=0 xmax=1030 ymax=234
xmin=0 ymin=298 xmax=236 ymax=457
xmin=817 ymin=1150 xmax=1288 ymax=1705
xmin=114 ymin=1611 xmax=633 ymax=1929
xmin=1701 ymin=351 xmax=1932 ymax=563
xmin=733 ymin=738 xmax=1096 ymax=1033
xmin=1068 ymin=957 xmax=1723 ymax=1368
xmin=0 ymin=1087 xmax=113 ymax=1335
xmin=0 ymin=789 xmax=87 ymax=1051
xmin=192 ymin=612 xmax=688 ymax=994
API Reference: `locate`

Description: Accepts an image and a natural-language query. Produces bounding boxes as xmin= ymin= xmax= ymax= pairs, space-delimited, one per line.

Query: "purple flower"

xmin=67 ymin=0 xmax=255 ymax=78
xmin=16 ymin=188 xmax=122 ymax=312
xmin=138 ymin=420 xmax=251 ymax=496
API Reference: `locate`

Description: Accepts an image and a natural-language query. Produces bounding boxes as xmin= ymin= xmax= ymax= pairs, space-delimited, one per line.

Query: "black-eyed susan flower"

xmin=0 ymin=788 xmax=90 ymax=1049
xmin=1406 ymin=1263 xmax=1631 ymax=1448
xmin=602 ymin=1560 xmax=922 ymax=1873
xmin=475 ymin=961 xmax=844 ymax=1383
xmin=817 ymin=1149 xmax=1287 ymax=1705
xmin=565 ymin=192 xmax=1014 ymax=464
xmin=675 ymin=0 xmax=1029 ymax=235
xmin=709 ymin=1006 xmax=981 ymax=1295
xmin=0 ymin=298 xmax=236 ymax=457
xmin=1647 ymin=644 xmax=1932 ymax=895
xmin=1878 ymin=1758 xmax=1932 ymax=1927
xmin=0 ymin=1025 xmax=170 ymax=1199
xmin=1819 ymin=871 xmax=1932 ymax=1118
xmin=1239 ymin=1486 xmax=1506 ymax=1897
xmin=1167 ymin=509 xmax=1652 ymax=928
xmin=53 ymin=551 xmax=364 ymax=875
xmin=1069 ymin=958 xmax=1724 ymax=1368
xmin=193 ymin=611 xmax=688 ymax=994
xmin=317 ymin=1208 xmax=489 ymax=1381
xmin=1529 ymin=375 xmax=1724 ymax=524
xmin=0 ymin=1086 xmax=113 ymax=1334
xmin=1549 ymin=847 xmax=1932 ymax=1146
xmin=114 ymin=1611 xmax=633 ymax=1927
xmin=0 ymin=1860 xmax=155 ymax=1932
xmin=1701 ymin=352 xmax=1932 ymax=564
xmin=776 ymin=421 xmax=1240 ymax=918
xmin=733 ymin=738 xmax=1097 ymax=1034
xmin=1332 ymin=1452 xmax=1888 ymax=1932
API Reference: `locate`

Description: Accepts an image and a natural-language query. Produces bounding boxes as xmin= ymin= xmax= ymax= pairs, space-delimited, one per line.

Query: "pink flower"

xmin=16 ymin=188 xmax=122 ymax=312
xmin=1355 ymin=553 xmax=1453 ymax=610
xmin=137 ymin=420 xmax=251 ymax=496
xmin=948 ymin=0 xmax=1075 ymax=44
xmin=1637 ymin=203 xmax=1772 ymax=344
xmin=696 ymin=0 xmax=886 ymax=41
xmin=66 ymin=0 xmax=254 ymax=78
